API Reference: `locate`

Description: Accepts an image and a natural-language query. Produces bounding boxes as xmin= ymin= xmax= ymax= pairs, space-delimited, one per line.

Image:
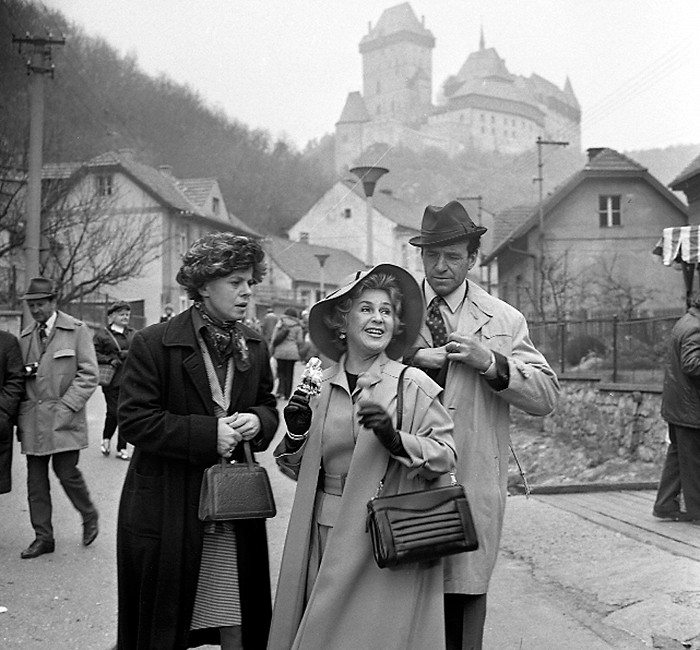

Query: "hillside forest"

xmin=2 ymin=0 xmax=699 ymax=238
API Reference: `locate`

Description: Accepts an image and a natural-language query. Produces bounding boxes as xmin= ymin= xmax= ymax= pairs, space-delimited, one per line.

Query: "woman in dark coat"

xmin=116 ymin=233 xmax=279 ymax=650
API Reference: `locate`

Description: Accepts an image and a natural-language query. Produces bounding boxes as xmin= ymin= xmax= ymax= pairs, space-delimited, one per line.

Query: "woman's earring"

xmin=339 ymin=332 xmax=346 ymax=340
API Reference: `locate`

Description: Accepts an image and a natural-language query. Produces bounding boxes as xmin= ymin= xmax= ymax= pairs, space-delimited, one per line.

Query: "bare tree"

xmin=40 ymin=177 xmax=164 ymax=306
xmin=589 ymin=254 xmax=655 ymax=319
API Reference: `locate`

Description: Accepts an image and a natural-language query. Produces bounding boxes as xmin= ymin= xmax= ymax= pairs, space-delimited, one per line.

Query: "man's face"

xmin=26 ymin=297 xmax=57 ymax=324
xmin=109 ymin=308 xmax=131 ymax=327
xmin=421 ymin=242 xmax=478 ymax=296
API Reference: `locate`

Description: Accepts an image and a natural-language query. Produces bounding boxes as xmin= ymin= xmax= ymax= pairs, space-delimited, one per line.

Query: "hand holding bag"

xmin=198 ymin=441 xmax=277 ymax=521
xmin=366 ymin=367 xmax=478 ymax=568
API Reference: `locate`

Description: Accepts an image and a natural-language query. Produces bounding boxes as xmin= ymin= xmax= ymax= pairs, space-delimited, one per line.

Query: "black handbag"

xmin=198 ymin=441 xmax=277 ymax=521
xmin=366 ymin=368 xmax=478 ymax=568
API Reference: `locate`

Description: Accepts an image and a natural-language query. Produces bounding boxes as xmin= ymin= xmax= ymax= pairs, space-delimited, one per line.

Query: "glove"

xmin=283 ymin=390 xmax=312 ymax=436
xmin=357 ymin=402 xmax=406 ymax=456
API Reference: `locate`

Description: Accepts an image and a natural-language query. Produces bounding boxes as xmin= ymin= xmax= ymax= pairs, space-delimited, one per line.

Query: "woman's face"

xmin=200 ymin=268 xmax=254 ymax=322
xmin=345 ymin=289 xmax=396 ymax=359
xmin=109 ymin=309 xmax=131 ymax=327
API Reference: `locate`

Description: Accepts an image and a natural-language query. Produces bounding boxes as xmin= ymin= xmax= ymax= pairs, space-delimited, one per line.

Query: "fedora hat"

xmin=409 ymin=200 xmax=487 ymax=248
xmin=21 ymin=277 xmax=56 ymax=301
xmin=309 ymin=264 xmax=424 ymax=362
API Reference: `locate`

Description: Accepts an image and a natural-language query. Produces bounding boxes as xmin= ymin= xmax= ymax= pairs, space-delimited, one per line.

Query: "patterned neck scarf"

xmin=195 ymin=302 xmax=250 ymax=370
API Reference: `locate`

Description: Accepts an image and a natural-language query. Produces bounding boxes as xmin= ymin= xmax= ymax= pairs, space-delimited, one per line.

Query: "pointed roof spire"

xmin=479 ymin=23 xmax=485 ymax=50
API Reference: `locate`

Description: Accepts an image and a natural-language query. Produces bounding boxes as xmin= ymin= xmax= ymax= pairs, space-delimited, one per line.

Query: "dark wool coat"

xmin=0 ymin=331 xmax=24 ymax=494
xmin=116 ymin=309 xmax=279 ymax=650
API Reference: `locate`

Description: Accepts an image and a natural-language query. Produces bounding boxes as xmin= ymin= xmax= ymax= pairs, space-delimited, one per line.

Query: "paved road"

xmin=2 ymin=385 xmax=694 ymax=649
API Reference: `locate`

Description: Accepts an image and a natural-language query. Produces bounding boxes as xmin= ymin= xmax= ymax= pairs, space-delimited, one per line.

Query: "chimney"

xmin=587 ymin=148 xmax=605 ymax=162
xmin=117 ymin=148 xmax=134 ymax=158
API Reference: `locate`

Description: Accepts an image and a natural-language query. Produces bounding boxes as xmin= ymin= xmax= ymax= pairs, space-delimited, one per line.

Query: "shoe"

xmin=100 ymin=440 xmax=110 ymax=456
xmin=21 ymin=539 xmax=55 ymax=559
xmin=653 ymin=508 xmax=690 ymax=521
xmin=116 ymin=450 xmax=130 ymax=461
xmin=83 ymin=513 xmax=99 ymax=546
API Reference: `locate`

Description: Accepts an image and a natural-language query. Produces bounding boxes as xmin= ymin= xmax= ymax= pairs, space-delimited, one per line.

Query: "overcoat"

xmin=0 ymin=331 xmax=24 ymax=494
xmin=413 ymin=280 xmax=559 ymax=594
xmin=17 ymin=311 xmax=98 ymax=456
xmin=116 ymin=309 xmax=279 ymax=650
xmin=93 ymin=324 xmax=135 ymax=386
xmin=268 ymin=354 xmax=457 ymax=650
xmin=271 ymin=314 xmax=303 ymax=361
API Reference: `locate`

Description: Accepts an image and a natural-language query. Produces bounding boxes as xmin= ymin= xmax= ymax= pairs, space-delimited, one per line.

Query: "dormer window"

xmin=96 ymin=174 xmax=113 ymax=197
xmin=344 ymin=208 xmax=352 ymax=219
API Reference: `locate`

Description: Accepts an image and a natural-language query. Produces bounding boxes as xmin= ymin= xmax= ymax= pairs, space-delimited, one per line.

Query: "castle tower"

xmin=335 ymin=91 xmax=370 ymax=173
xmin=359 ymin=3 xmax=435 ymax=124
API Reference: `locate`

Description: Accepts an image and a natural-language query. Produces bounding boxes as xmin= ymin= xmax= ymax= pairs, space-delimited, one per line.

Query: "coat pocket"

xmin=121 ymin=471 xmax=163 ymax=539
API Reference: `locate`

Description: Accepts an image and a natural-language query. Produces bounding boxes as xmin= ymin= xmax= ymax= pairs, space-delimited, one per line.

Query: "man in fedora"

xmin=406 ymin=201 xmax=560 ymax=649
xmin=17 ymin=277 xmax=100 ymax=558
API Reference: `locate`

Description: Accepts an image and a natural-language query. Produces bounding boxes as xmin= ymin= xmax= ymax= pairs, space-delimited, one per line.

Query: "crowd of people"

xmin=0 ymin=200 xmax=695 ymax=649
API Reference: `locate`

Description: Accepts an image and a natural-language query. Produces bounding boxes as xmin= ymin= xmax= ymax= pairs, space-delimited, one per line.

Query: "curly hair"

xmin=176 ymin=233 xmax=267 ymax=301
xmin=323 ymin=272 xmax=404 ymax=353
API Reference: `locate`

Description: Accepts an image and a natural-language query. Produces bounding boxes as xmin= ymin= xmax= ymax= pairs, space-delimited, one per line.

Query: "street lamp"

xmin=314 ymin=253 xmax=330 ymax=300
xmin=350 ymin=165 xmax=389 ymax=267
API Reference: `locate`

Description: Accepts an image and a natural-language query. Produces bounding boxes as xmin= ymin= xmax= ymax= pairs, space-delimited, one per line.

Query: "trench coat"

xmin=268 ymin=354 xmax=457 ymax=650
xmin=0 ymin=331 xmax=24 ymax=494
xmin=17 ymin=311 xmax=98 ymax=456
xmin=412 ymin=280 xmax=559 ymax=594
xmin=116 ymin=308 xmax=278 ymax=650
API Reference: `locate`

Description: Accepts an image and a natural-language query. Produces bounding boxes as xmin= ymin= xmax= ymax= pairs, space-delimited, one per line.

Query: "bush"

xmin=566 ymin=334 xmax=606 ymax=366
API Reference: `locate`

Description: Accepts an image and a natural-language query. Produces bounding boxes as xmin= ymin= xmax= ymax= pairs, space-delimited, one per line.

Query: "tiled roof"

xmin=227 ymin=212 xmax=260 ymax=237
xmin=42 ymin=162 xmax=82 ymax=180
xmin=670 ymin=153 xmax=700 ymax=190
xmin=265 ymin=236 xmax=365 ymax=285
xmin=584 ymin=148 xmax=647 ymax=173
xmin=342 ymin=179 xmax=421 ymax=231
xmin=491 ymin=205 xmax=535 ymax=250
xmin=456 ymin=47 xmax=512 ymax=83
xmin=361 ymin=2 xmax=432 ymax=42
xmin=177 ymin=178 xmax=217 ymax=210
xmin=337 ymin=92 xmax=370 ymax=124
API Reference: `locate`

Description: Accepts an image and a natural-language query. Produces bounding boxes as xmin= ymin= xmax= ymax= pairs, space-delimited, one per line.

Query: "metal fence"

xmin=528 ymin=314 xmax=681 ymax=386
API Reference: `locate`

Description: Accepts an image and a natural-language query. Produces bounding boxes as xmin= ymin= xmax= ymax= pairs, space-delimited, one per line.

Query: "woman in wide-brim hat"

xmin=269 ymin=264 xmax=457 ymax=650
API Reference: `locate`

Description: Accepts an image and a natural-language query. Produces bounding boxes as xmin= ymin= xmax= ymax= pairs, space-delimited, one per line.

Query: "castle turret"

xmin=334 ymin=92 xmax=370 ymax=173
xmin=359 ymin=3 xmax=435 ymax=124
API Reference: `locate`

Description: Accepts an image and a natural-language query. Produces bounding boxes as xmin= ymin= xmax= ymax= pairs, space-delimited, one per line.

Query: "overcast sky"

xmin=39 ymin=0 xmax=700 ymax=153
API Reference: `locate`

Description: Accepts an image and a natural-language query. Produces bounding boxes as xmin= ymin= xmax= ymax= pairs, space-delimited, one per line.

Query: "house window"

xmin=96 ymin=174 xmax=113 ymax=196
xmin=299 ymin=232 xmax=309 ymax=244
xmin=212 ymin=197 xmax=220 ymax=215
xmin=599 ymin=195 xmax=621 ymax=227
xmin=344 ymin=208 xmax=352 ymax=219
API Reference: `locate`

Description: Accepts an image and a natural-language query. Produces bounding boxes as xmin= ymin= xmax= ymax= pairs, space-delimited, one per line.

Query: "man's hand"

xmin=446 ymin=333 xmax=492 ymax=372
xmin=413 ymin=345 xmax=449 ymax=370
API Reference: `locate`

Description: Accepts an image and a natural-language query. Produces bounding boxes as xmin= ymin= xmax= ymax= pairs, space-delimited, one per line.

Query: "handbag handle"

xmin=374 ymin=366 xmax=407 ymax=497
xmin=219 ymin=440 xmax=256 ymax=467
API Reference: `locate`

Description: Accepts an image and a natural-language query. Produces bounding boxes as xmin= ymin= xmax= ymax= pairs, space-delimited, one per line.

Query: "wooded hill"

xmin=2 ymin=0 xmax=698 ymax=237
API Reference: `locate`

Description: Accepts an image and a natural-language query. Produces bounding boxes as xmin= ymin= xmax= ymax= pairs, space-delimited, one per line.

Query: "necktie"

xmin=38 ymin=324 xmax=47 ymax=352
xmin=426 ymin=296 xmax=448 ymax=347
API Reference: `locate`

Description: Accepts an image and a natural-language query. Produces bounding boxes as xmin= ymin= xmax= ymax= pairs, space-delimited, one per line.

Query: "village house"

xmin=481 ymin=147 xmax=690 ymax=318
xmin=41 ymin=149 xmax=258 ymax=326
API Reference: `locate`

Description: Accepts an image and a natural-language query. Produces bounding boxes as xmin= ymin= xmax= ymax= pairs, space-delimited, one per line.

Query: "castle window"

xmin=491 ymin=116 xmax=495 ymax=123
xmin=376 ymin=105 xmax=381 ymax=115
xmin=376 ymin=81 xmax=381 ymax=93
xmin=212 ymin=197 xmax=220 ymax=215
xmin=481 ymin=127 xmax=485 ymax=134
xmin=599 ymin=195 xmax=621 ymax=228
xmin=299 ymin=232 xmax=309 ymax=244
xmin=344 ymin=208 xmax=352 ymax=219
xmin=480 ymin=113 xmax=485 ymax=121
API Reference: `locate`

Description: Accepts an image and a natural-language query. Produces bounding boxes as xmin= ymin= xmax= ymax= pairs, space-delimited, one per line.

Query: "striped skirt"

xmin=190 ymin=521 xmax=242 ymax=630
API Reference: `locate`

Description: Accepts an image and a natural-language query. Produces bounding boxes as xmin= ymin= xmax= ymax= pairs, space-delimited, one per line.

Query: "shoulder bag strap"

xmin=374 ymin=365 xmax=408 ymax=496
xmin=105 ymin=328 xmax=122 ymax=352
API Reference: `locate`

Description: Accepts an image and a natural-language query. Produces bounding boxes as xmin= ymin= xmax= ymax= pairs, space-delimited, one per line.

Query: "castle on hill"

xmin=334 ymin=2 xmax=581 ymax=172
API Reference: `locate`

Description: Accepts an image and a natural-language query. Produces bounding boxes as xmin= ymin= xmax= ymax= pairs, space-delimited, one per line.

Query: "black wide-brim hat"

xmin=309 ymin=263 xmax=424 ymax=362
xmin=409 ymin=200 xmax=487 ymax=248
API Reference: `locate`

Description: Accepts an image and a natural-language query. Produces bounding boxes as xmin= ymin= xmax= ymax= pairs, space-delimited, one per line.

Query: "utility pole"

xmin=13 ymin=32 xmax=65 ymax=294
xmin=533 ymin=135 xmax=568 ymax=315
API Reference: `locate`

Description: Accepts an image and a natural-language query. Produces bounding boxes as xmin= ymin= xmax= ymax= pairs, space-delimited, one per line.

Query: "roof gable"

xmin=670 ymin=153 xmax=700 ymax=190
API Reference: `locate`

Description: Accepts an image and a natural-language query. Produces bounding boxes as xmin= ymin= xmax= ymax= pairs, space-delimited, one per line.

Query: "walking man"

xmin=406 ymin=201 xmax=560 ymax=649
xmin=17 ymin=277 xmax=100 ymax=559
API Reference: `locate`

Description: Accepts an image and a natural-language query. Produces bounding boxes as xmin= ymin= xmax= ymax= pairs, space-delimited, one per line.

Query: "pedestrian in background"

xmin=93 ymin=301 xmax=135 ymax=460
xmin=159 ymin=303 xmax=175 ymax=322
xmin=652 ymin=293 xmax=700 ymax=523
xmin=116 ymin=233 xmax=278 ymax=650
xmin=261 ymin=307 xmax=278 ymax=348
xmin=269 ymin=264 xmax=456 ymax=649
xmin=17 ymin=277 xmax=99 ymax=559
xmin=406 ymin=201 xmax=560 ymax=650
xmin=271 ymin=307 xmax=304 ymax=400
xmin=0 ymin=329 xmax=25 ymax=495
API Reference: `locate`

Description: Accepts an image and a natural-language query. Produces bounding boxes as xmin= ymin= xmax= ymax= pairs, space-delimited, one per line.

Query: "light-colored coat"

xmin=417 ymin=280 xmax=560 ymax=594
xmin=18 ymin=311 xmax=98 ymax=456
xmin=269 ymin=354 xmax=456 ymax=650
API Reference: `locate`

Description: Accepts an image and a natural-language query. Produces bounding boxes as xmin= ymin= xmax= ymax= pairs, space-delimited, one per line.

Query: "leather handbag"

xmin=198 ymin=441 xmax=277 ymax=521
xmin=366 ymin=367 xmax=478 ymax=568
